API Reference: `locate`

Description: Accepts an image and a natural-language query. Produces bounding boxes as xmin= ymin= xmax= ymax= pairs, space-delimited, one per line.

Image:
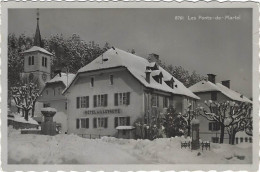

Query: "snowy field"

xmin=8 ymin=128 xmax=252 ymax=164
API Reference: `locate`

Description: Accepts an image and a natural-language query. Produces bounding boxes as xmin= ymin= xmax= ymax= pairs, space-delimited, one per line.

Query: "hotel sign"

xmin=85 ymin=109 xmax=121 ymax=115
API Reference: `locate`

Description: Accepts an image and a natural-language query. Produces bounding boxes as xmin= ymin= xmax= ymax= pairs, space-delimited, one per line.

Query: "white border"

xmin=1 ymin=2 xmax=259 ymax=171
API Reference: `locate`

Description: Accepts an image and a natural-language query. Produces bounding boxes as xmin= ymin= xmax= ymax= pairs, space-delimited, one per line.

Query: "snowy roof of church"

xmin=189 ymin=80 xmax=252 ymax=103
xmin=64 ymin=48 xmax=199 ymax=99
xmin=46 ymin=73 xmax=75 ymax=87
xmin=23 ymin=46 xmax=53 ymax=56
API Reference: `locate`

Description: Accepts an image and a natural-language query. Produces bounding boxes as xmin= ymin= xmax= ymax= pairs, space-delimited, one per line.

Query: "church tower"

xmin=21 ymin=9 xmax=52 ymax=89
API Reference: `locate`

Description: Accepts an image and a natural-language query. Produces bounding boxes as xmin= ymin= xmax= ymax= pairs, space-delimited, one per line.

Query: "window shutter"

xmin=86 ymin=96 xmax=89 ymax=108
xmin=42 ymin=57 xmax=44 ymax=66
xmin=126 ymin=92 xmax=130 ymax=105
xmin=114 ymin=117 xmax=118 ymax=128
xmin=104 ymin=118 xmax=108 ymax=128
xmin=76 ymin=119 xmax=80 ymax=129
xmin=126 ymin=117 xmax=130 ymax=126
xmin=76 ymin=97 xmax=80 ymax=109
xmin=209 ymin=123 xmax=212 ymax=131
xmin=114 ymin=93 xmax=118 ymax=106
xmin=45 ymin=58 xmax=47 ymax=67
xmin=104 ymin=94 xmax=108 ymax=107
xmin=32 ymin=56 xmax=34 ymax=65
xmin=86 ymin=118 xmax=89 ymax=128
xmin=28 ymin=56 xmax=31 ymax=65
xmin=93 ymin=118 xmax=97 ymax=128
xmin=94 ymin=95 xmax=97 ymax=107
xmin=163 ymin=97 xmax=166 ymax=108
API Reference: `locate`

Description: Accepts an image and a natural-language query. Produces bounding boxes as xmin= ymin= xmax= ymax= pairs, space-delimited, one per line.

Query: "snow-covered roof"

xmin=64 ymin=48 xmax=199 ymax=99
xmin=116 ymin=126 xmax=135 ymax=130
xmin=189 ymin=80 xmax=219 ymax=92
xmin=215 ymin=83 xmax=252 ymax=103
xmin=46 ymin=73 xmax=75 ymax=87
xmin=189 ymin=80 xmax=252 ymax=103
xmin=23 ymin=46 xmax=53 ymax=56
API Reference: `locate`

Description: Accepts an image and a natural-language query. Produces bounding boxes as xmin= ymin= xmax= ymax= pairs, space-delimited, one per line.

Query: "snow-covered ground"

xmin=8 ymin=128 xmax=252 ymax=164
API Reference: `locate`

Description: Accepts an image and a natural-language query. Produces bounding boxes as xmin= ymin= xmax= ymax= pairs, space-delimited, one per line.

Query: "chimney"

xmin=145 ymin=67 xmax=151 ymax=83
xmin=148 ymin=53 xmax=159 ymax=63
xmin=207 ymin=74 xmax=216 ymax=84
xmin=221 ymin=80 xmax=230 ymax=88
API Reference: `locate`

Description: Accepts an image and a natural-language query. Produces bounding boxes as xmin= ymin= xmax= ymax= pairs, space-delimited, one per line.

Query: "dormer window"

xmin=151 ymin=70 xmax=163 ymax=84
xmin=165 ymin=77 xmax=175 ymax=89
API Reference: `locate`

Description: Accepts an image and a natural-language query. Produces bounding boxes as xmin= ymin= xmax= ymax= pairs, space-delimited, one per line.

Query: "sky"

xmin=8 ymin=8 xmax=253 ymax=98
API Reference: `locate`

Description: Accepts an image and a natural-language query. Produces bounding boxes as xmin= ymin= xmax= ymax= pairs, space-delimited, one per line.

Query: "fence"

xmin=77 ymin=134 xmax=110 ymax=139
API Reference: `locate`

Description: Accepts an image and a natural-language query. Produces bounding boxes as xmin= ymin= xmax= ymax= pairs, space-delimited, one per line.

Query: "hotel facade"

xmin=63 ymin=48 xmax=199 ymax=139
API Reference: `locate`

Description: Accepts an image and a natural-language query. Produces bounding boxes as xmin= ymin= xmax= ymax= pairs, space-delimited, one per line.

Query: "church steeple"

xmin=34 ymin=9 xmax=43 ymax=48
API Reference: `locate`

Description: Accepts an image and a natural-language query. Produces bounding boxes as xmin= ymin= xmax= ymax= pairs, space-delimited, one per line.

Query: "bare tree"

xmin=11 ymin=82 xmax=39 ymax=121
xmin=198 ymin=100 xmax=252 ymax=144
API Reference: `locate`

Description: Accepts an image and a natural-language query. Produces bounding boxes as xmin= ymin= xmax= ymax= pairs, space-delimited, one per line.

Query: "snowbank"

xmin=9 ymin=112 xmax=38 ymax=125
xmin=8 ymin=129 xmax=252 ymax=164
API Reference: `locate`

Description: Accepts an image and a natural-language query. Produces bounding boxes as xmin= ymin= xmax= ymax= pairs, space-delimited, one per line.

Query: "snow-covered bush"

xmin=163 ymin=106 xmax=187 ymax=138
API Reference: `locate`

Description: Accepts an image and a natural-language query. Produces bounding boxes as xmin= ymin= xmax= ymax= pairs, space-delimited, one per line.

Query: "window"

xmin=152 ymin=94 xmax=159 ymax=107
xmin=42 ymin=57 xmax=47 ymax=67
xmin=76 ymin=118 xmax=89 ymax=129
xmin=114 ymin=92 xmax=130 ymax=106
xmin=212 ymin=137 xmax=219 ymax=143
xmin=76 ymin=96 xmax=89 ymax=108
xmin=93 ymin=94 xmax=107 ymax=107
xmin=43 ymin=103 xmax=50 ymax=107
xmin=93 ymin=117 xmax=108 ymax=128
xmin=46 ymin=90 xmax=48 ymax=95
xmin=209 ymin=122 xmax=220 ymax=131
xmin=28 ymin=56 xmax=34 ymax=65
xmin=212 ymin=106 xmax=217 ymax=114
xmin=240 ymin=137 xmax=243 ymax=143
xmin=57 ymin=88 xmax=61 ymax=95
xmin=163 ymin=97 xmax=169 ymax=108
xmin=249 ymin=137 xmax=252 ymax=143
xmin=45 ymin=57 xmax=47 ymax=67
xmin=42 ymin=57 xmax=44 ymax=66
xmin=236 ymin=137 xmax=239 ymax=144
xmin=32 ymin=56 xmax=34 ymax=65
xmin=211 ymin=92 xmax=217 ymax=101
xmin=90 ymin=77 xmax=94 ymax=87
xmin=245 ymin=137 xmax=248 ymax=142
xmin=109 ymin=75 xmax=113 ymax=85
xmin=114 ymin=117 xmax=130 ymax=128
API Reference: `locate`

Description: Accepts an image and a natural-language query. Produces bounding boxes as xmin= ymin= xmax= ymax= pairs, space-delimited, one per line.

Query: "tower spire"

xmin=34 ymin=8 xmax=43 ymax=48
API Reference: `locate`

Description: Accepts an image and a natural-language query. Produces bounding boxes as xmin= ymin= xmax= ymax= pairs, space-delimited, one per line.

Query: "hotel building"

xmin=63 ymin=48 xmax=199 ymax=139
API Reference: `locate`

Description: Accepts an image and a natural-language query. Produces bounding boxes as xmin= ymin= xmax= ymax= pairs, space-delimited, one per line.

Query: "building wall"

xmin=195 ymin=91 xmax=244 ymax=144
xmin=65 ymin=68 xmax=144 ymax=137
xmin=37 ymin=82 xmax=68 ymax=133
